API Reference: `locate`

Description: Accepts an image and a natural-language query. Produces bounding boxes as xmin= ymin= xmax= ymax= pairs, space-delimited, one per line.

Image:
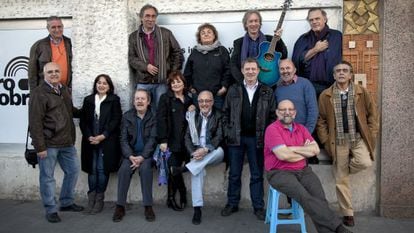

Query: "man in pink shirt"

xmin=264 ymin=100 xmax=352 ymax=233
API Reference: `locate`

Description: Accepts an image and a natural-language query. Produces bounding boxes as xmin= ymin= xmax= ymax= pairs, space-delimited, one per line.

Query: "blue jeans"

xmin=38 ymin=146 xmax=80 ymax=214
xmin=227 ymin=136 xmax=264 ymax=209
xmin=136 ymin=83 xmax=167 ymax=111
xmin=88 ymin=149 xmax=109 ymax=193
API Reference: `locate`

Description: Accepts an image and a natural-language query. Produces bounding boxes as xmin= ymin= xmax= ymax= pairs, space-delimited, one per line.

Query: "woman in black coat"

xmin=183 ymin=23 xmax=232 ymax=110
xmin=80 ymin=74 xmax=122 ymax=214
xmin=157 ymin=70 xmax=193 ymax=211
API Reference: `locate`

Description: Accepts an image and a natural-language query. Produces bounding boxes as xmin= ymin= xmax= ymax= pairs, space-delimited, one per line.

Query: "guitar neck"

xmin=268 ymin=10 xmax=287 ymax=52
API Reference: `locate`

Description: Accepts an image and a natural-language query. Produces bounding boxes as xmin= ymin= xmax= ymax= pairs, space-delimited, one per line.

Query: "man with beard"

xmin=112 ymin=89 xmax=157 ymax=222
xmin=274 ymin=59 xmax=318 ymax=134
xmin=292 ymin=8 xmax=342 ymax=98
xmin=264 ymin=100 xmax=352 ymax=233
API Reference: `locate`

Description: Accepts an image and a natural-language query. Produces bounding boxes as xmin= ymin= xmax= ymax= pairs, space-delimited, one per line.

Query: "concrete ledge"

xmin=0 ymin=143 xmax=376 ymax=212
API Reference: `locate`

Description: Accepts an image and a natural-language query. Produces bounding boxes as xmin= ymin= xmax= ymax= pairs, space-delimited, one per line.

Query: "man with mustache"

xmin=274 ymin=59 xmax=318 ymax=134
xmin=317 ymin=61 xmax=379 ymax=227
xmin=113 ymin=89 xmax=158 ymax=222
xmin=264 ymin=100 xmax=353 ymax=233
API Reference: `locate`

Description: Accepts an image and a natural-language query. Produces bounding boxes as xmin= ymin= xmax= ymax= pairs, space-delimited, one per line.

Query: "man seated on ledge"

xmin=264 ymin=100 xmax=352 ymax=233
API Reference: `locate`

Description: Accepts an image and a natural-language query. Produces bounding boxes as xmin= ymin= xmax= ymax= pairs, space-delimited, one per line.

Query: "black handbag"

xmin=25 ymin=127 xmax=38 ymax=168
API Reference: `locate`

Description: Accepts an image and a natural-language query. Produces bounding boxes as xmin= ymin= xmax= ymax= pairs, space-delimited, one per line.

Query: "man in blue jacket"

xmin=292 ymin=8 xmax=342 ymax=98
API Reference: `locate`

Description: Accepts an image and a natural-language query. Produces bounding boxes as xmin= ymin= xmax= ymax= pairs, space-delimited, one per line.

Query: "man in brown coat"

xmin=317 ymin=61 xmax=379 ymax=227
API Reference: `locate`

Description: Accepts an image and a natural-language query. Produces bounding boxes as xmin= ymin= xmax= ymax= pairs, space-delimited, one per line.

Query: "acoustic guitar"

xmin=257 ymin=0 xmax=292 ymax=87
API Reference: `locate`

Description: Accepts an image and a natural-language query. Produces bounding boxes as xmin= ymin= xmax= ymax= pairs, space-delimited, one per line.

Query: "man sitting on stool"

xmin=264 ymin=100 xmax=352 ymax=233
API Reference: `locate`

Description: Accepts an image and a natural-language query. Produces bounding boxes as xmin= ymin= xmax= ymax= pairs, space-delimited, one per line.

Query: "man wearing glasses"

xmin=221 ymin=57 xmax=276 ymax=220
xmin=265 ymin=99 xmax=353 ymax=233
xmin=317 ymin=61 xmax=379 ymax=227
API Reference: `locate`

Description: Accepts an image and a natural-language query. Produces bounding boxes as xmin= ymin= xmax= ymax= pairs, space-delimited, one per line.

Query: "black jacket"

xmin=184 ymin=109 xmax=224 ymax=154
xmin=184 ymin=46 xmax=232 ymax=95
xmin=120 ymin=108 xmax=157 ymax=159
xmin=157 ymin=90 xmax=192 ymax=152
xmin=80 ymin=94 xmax=122 ymax=174
xmin=223 ymin=83 xmax=276 ymax=148
xmin=230 ymin=35 xmax=287 ymax=83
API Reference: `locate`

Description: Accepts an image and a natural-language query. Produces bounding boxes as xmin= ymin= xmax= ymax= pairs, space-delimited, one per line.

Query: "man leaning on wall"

xmin=28 ymin=16 xmax=72 ymax=92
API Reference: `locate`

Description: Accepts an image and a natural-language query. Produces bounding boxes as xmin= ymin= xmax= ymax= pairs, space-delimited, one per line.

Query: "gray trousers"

xmin=116 ymin=158 xmax=153 ymax=206
xmin=266 ymin=167 xmax=341 ymax=233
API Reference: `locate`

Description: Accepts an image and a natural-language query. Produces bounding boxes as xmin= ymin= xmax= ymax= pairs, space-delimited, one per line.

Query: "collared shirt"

xmin=44 ymin=80 xmax=62 ymax=94
xmin=264 ymin=120 xmax=314 ymax=171
xmin=247 ymin=36 xmax=260 ymax=58
xmin=199 ymin=111 xmax=211 ymax=147
xmin=280 ymin=75 xmax=298 ymax=86
xmin=243 ymin=79 xmax=258 ymax=104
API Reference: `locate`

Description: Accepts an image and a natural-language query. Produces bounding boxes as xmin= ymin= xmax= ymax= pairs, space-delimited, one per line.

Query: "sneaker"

xmin=254 ymin=208 xmax=265 ymax=221
xmin=112 ymin=205 xmax=125 ymax=222
xmin=192 ymin=207 xmax=202 ymax=225
xmin=221 ymin=205 xmax=238 ymax=216
xmin=343 ymin=216 xmax=355 ymax=227
xmin=144 ymin=206 xmax=155 ymax=222
xmin=59 ymin=203 xmax=84 ymax=212
xmin=46 ymin=212 xmax=61 ymax=223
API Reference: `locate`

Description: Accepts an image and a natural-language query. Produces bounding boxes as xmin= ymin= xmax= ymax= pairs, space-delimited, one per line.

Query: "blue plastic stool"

xmin=265 ymin=186 xmax=307 ymax=233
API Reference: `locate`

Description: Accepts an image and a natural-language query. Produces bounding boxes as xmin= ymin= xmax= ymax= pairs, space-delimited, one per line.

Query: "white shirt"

xmin=243 ymin=80 xmax=258 ymax=104
xmin=199 ymin=111 xmax=211 ymax=147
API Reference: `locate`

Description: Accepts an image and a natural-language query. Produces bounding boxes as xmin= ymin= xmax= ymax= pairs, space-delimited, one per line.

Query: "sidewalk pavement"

xmin=0 ymin=199 xmax=413 ymax=233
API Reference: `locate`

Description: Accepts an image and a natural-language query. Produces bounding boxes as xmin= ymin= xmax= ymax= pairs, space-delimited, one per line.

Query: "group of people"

xmin=27 ymin=4 xmax=379 ymax=233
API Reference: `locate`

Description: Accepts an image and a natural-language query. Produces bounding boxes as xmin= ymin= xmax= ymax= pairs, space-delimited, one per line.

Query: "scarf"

xmin=186 ymin=110 xmax=200 ymax=146
xmin=94 ymin=94 xmax=107 ymax=119
xmin=332 ymin=82 xmax=357 ymax=146
xmin=194 ymin=40 xmax=221 ymax=54
xmin=136 ymin=25 xmax=166 ymax=83
xmin=308 ymin=25 xmax=330 ymax=82
xmin=240 ymin=31 xmax=266 ymax=63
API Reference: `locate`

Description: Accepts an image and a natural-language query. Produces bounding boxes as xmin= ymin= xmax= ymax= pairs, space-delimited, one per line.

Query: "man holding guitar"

xmin=230 ymin=10 xmax=287 ymax=85
xmin=292 ymin=8 xmax=343 ymax=99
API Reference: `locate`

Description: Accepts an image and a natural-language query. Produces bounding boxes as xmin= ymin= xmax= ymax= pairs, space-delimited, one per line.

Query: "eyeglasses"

xmin=278 ymin=108 xmax=295 ymax=113
xmin=334 ymin=68 xmax=351 ymax=73
xmin=198 ymin=99 xmax=213 ymax=104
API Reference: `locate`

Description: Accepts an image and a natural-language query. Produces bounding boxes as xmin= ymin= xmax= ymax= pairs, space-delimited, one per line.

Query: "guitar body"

xmin=257 ymin=41 xmax=282 ymax=87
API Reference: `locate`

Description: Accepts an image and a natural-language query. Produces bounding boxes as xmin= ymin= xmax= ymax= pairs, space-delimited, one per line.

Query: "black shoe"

xmin=192 ymin=207 xmax=202 ymax=225
xmin=221 ymin=205 xmax=238 ymax=216
xmin=254 ymin=208 xmax=265 ymax=221
xmin=112 ymin=205 xmax=125 ymax=222
xmin=59 ymin=203 xmax=84 ymax=212
xmin=343 ymin=216 xmax=355 ymax=227
xmin=144 ymin=206 xmax=156 ymax=222
xmin=167 ymin=197 xmax=183 ymax=211
xmin=46 ymin=212 xmax=61 ymax=223
xmin=336 ymin=224 xmax=353 ymax=233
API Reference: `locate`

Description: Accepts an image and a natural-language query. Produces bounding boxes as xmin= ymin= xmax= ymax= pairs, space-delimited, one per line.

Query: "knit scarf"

xmin=195 ymin=40 xmax=221 ymax=54
xmin=136 ymin=25 xmax=166 ymax=83
xmin=332 ymin=82 xmax=357 ymax=146
xmin=240 ymin=31 xmax=266 ymax=63
xmin=308 ymin=25 xmax=330 ymax=82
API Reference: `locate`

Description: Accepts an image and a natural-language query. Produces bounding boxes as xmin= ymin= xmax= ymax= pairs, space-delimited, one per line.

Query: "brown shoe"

xmin=144 ymin=206 xmax=155 ymax=222
xmin=112 ymin=205 xmax=125 ymax=222
xmin=343 ymin=216 xmax=355 ymax=227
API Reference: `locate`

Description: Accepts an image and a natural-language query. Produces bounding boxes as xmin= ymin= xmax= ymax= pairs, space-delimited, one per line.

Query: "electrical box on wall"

xmin=354 ymin=74 xmax=367 ymax=87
